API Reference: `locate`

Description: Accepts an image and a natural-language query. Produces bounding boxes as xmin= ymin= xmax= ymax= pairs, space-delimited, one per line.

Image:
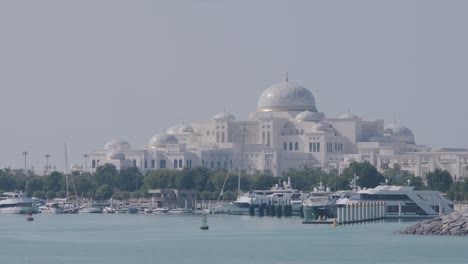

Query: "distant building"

xmin=89 ymin=79 xmax=468 ymax=181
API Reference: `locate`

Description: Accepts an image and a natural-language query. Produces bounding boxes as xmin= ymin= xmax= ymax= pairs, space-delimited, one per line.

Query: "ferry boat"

xmin=303 ymin=184 xmax=454 ymax=221
xmin=336 ymin=185 xmax=454 ymax=218
xmin=0 ymin=192 xmax=38 ymax=214
xmin=223 ymin=177 xmax=304 ymax=215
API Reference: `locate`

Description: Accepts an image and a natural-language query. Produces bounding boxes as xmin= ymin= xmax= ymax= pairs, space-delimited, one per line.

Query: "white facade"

xmin=89 ymin=80 xmax=468 ymax=180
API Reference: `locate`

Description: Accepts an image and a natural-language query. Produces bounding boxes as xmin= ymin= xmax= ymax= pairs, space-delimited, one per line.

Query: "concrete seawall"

xmin=396 ymin=210 xmax=468 ymax=236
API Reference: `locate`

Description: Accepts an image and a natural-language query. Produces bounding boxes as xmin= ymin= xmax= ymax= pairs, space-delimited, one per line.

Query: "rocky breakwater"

xmin=396 ymin=210 xmax=468 ymax=236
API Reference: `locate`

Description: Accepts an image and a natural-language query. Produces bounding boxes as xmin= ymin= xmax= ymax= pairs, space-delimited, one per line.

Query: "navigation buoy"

xmin=332 ymin=218 xmax=337 ymax=227
xmin=26 ymin=213 xmax=34 ymax=221
xmin=200 ymin=214 xmax=209 ymax=230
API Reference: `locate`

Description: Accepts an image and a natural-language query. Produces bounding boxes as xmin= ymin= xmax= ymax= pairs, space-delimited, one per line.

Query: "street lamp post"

xmin=83 ymin=154 xmax=89 ymax=173
xmin=21 ymin=151 xmax=29 ymax=195
xmin=44 ymin=154 xmax=51 ymax=175
xmin=22 ymin=151 xmax=29 ymax=172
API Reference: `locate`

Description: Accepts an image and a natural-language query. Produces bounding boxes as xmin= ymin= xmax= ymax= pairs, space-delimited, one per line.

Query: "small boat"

xmin=167 ymin=208 xmax=193 ymax=215
xmin=153 ymin=207 xmax=169 ymax=213
xmin=200 ymin=214 xmax=209 ymax=230
xmin=80 ymin=206 xmax=102 ymax=213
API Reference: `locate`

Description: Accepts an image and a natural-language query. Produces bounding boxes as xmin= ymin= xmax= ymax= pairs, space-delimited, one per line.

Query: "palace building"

xmin=89 ymin=80 xmax=468 ymax=180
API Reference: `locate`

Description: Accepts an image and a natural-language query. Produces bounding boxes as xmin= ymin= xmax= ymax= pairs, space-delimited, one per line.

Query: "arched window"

xmin=289 ymin=142 xmax=293 ymax=150
xmin=295 ymin=142 xmax=299 ymax=150
xmin=284 ymin=142 xmax=287 ymax=150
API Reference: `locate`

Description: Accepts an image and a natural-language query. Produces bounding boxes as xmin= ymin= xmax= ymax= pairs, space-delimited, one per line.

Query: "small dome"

xmin=339 ymin=112 xmax=359 ymax=119
xmin=384 ymin=123 xmax=415 ymax=144
xmin=148 ymin=132 xmax=179 ymax=148
xmin=296 ymin=110 xmax=322 ymax=122
xmin=104 ymin=138 xmax=131 ymax=151
xmin=257 ymin=81 xmax=317 ymax=112
xmin=166 ymin=123 xmax=194 ymax=134
xmin=70 ymin=164 xmax=82 ymax=171
xmin=383 ymin=127 xmax=393 ymax=135
xmin=106 ymin=151 xmax=126 ymax=160
xmin=179 ymin=123 xmax=194 ymax=133
xmin=214 ymin=111 xmax=236 ymax=120
xmin=312 ymin=122 xmax=334 ymax=133
xmin=166 ymin=124 xmax=182 ymax=135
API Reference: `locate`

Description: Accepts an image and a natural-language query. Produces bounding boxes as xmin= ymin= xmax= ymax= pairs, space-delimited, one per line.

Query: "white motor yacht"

xmin=223 ymin=177 xmax=304 ymax=215
xmin=0 ymin=192 xmax=38 ymax=214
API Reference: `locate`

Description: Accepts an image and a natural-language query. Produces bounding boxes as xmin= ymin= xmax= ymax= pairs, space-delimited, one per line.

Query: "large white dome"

xmin=148 ymin=133 xmax=179 ymax=148
xmin=104 ymin=139 xmax=131 ymax=151
xmin=257 ymin=81 xmax=317 ymax=112
xmin=384 ymin=123 xmax=415 ymax=144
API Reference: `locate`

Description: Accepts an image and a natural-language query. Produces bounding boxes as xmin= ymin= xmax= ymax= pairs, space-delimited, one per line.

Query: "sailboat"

xmin=221 ymin=122 xmax=247 ymax=214
xmin=61 ymin=143 xmax=79 ymax=213
xmin=144 ymin=197 xmax=154 ymax=213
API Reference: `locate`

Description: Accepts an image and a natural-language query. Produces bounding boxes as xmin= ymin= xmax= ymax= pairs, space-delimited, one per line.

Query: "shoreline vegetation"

xmin=0 ymin=161 xmax=465 ymax=205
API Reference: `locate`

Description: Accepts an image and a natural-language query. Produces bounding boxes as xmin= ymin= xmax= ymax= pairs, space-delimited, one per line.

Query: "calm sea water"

xmin=0 ymin=213 xmax=466 ymax=264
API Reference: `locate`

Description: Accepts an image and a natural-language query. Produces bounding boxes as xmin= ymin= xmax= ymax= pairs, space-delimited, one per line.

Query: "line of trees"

xmin=0 ymin=161 xmax=463 ymax=202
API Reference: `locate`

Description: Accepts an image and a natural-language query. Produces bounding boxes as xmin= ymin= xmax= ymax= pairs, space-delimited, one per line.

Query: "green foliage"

xmin=115 ymin=167 xmax=143 ymax=192
xmin=32 ymin=191 xmax=45 ymax=199
xmin=56 ymin=191 xmax=66 ymax=198
xmin=251 ymin=174 xmax=277 ymax=190
xmin=95 ymin=184 xmax=112 ymax=200
xmin=0 ymin=172 xmax=15 ymax=191
xmin=200 ymin=190 xmax=211 ymax=200
xmin=73 ymin=174 xmax=95 ymax=197
xmin=383 ymin=164 xmax=415 ymax=186
xmin=46 ymin=191 xmax=56 ymax=199
xmin=131 ymin=191 xmax=143 ymax=199
xmin=426 ymin=169 xmax=453 ymax=192
xmin=45 ymin=171 xmax=63 ymax=193
xmin=222 ymin=191 xmax=235 ymax=200
xmin=95 ymin=164 xmax=118 ymax=188
xmin=342 ymin=161 xmax=385 ymax=189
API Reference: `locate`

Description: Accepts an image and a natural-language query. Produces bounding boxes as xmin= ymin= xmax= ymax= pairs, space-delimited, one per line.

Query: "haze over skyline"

xmin=1 ymin=0 xmax=467 ymax=172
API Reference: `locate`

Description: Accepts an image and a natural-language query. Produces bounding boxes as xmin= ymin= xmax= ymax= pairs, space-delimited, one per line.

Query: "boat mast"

xmin=238 ymin=121 xmax=246 ymax=199
xmin=65 ymin=143 xmax=69 ymax=200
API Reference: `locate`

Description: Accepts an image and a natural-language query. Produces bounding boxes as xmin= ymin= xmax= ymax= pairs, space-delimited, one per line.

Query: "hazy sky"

xmin=1 ymin=0 xmax=467 ymax=172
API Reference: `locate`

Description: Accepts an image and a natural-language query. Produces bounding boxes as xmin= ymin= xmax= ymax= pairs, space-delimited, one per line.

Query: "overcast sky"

xmin=1 ymin=0 xmax=467 ymax=172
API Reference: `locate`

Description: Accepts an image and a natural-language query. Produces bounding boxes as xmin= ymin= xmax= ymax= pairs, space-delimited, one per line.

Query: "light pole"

xmin=22 ymin=151 xmax=29 ymax=194
xmin=44 ymin=154 xmax=51 ymax=175
xmin=83 ymin=154 xmax=89 ymax=173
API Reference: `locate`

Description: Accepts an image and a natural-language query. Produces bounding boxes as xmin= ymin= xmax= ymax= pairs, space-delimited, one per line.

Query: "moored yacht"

xmin=336 ymin=185 xmax=454 ymax=218
xmin=223 ymin=177 xmax=304 ymax=215
xmin=0 ymin=192 xmax=38 ymax=214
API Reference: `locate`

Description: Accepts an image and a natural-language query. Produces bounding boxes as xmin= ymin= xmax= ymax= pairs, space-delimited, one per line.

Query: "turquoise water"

xmin=0 ymin=214 xmax=466 ymax=264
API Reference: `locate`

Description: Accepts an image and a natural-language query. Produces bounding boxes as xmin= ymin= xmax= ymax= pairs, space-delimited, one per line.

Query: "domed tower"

xmin=148 ymin=132 xmax=179 ymax=148
xmin=104 ymin=138 xmax=131 ymax=151
xmin=384 ymin=123 xmax=416 ymax=144
xmin=257 ymin=81 xmax=317 ymax=113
